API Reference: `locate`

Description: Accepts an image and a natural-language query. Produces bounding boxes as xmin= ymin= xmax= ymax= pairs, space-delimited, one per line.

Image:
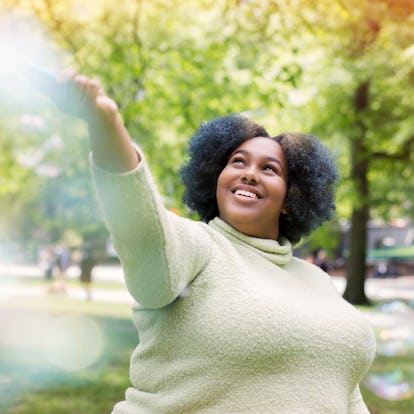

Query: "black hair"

xmin=180 ymin=114 xmax=340 ymax=244
xmin=274 ymin=132 xmax=340 ymax=243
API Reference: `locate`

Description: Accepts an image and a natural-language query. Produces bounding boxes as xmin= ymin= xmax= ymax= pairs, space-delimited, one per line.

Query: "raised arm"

xmin=31 ymin=68 xmax=214 ymax=308
xmin=30 ymin=69 xmax=138 ymax=172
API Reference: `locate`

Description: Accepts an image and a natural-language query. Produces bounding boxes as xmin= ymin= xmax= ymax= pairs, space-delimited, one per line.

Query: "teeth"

xmin=235 ymin=189 xmax=258 ymax=199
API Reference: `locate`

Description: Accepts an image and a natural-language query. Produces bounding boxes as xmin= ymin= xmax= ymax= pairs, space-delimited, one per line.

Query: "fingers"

xmin=54 ymin=73 xmax=107 ymax=118
xmin=96 ymin=95 xmax=118 ymax=115
xmin=81 ymin=77 xmax=104 ymax=102
xmin=27 ymin=66 xmax=117 ymax=120
xmin=74 ymin=76 xmax=119 ymax=115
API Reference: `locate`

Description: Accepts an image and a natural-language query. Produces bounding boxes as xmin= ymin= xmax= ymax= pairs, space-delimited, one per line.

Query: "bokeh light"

xmin=43 ymin=313 xmax=104 ymax=371
xmin=15 ymin=133 xmax=64 ymax=177
xmin=0 ymin=307 xmax=106 ymax=407
xmin=0 ymin=309 xmax=104 ymax=371
xmin=363 ymin=300 xmax=414 ymax=401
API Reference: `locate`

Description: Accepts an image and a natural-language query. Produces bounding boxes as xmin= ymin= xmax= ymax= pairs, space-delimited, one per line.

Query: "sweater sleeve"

xmin=348 ymin=384 xmax=370 ymax=414
xmin=90 ymin=147 xmax=214 ymax=309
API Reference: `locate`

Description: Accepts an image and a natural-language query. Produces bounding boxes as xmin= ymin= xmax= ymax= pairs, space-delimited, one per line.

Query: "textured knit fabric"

xmin=91 ymin=149 xmax=376 ymax=414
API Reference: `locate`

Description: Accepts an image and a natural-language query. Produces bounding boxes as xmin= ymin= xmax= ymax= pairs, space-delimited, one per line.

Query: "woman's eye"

xmin=264 ymin=165 xmax=278 ymax=173
xmin=232 ymin=157 xmax=246 ymax=165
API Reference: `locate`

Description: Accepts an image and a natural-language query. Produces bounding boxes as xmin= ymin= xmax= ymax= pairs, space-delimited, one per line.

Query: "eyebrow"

xmin=231 ymin=149 xmax=286 ymax=172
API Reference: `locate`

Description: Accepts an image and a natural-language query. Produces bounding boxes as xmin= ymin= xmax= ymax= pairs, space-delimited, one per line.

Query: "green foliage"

xmin=1 ymin=0 xmax=414 ymax=261
xmin=0 ymin=0 xmax=301 ymax=248
xmin=304 ymin=219 xmax=343 ymax=259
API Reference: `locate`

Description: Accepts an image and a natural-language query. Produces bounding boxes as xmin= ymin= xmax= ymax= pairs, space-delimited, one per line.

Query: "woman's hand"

xmin=29 ymin=67 xmax=118 ymax=122
xmin=29 ymin=66 xmax=139 ymax=172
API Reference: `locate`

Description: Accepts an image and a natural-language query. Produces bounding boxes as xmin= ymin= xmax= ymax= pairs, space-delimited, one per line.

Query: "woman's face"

xmin=216 ymin=137 xmax=288 ymax=240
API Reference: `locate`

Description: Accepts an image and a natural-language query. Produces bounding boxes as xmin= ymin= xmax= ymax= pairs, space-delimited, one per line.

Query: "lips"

xmin=234 ymin=189 xmax=258 ymax=199
xmin=231 ymin=185 xmax=263 ymax=199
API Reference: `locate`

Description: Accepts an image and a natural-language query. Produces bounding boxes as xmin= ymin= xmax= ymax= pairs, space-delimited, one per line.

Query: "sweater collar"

xmin=208 ymin=217 xmax=292 ymax=266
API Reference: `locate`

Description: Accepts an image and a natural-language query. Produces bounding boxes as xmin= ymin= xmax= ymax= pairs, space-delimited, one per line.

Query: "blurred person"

xmin=38 ymin=244 xmax=56 ymax=280
xmin=49 ymin=243 xmax=71 ymax=294
xmin=35 ymin=70 xmax=376 ymax=414
xmin=316 ymin=249 xmax=330 ymax=273
xmin=79 ymin=246 xmax=96 ymax=300
xmin=304 ymin=253 xmax=316 ymax=264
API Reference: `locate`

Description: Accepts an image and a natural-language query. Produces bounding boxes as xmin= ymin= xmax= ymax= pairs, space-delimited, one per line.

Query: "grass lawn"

xmin=1 ymin=289 xmax=414 ymax=413
xmin=0 ymin=296 xmax=136 ymax=414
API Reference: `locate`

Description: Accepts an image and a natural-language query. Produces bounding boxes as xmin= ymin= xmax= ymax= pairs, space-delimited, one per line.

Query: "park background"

xmin=1 ymin=0 xmax=414 ymax=413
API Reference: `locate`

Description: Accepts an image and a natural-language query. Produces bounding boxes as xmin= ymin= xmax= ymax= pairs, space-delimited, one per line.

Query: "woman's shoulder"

xmin=289 ymin=256 xmax=333 ymax=279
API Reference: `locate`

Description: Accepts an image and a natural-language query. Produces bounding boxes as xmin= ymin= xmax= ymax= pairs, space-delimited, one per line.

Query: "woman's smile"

xmin=232 ymin=185 xmax=262 ymax=200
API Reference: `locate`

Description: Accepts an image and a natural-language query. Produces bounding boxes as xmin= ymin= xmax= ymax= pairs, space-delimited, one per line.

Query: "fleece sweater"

xmin=91 ymin=149 xmax=376 ymax=414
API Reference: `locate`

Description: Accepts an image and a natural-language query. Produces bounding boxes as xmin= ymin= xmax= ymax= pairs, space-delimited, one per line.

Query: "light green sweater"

xmin=92 ymin=149 xmax=376 ymax=414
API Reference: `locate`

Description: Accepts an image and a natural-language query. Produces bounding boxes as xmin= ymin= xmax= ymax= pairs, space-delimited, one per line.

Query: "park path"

xmin=0 ymin=263 xmax=134 ymax=304
xmin=2 ymin=263 xmax=414 ymax=304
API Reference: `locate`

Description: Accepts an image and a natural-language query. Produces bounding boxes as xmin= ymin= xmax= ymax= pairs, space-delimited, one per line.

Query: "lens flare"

xmin=0 ymin=309 xmax=104 ymax=371
xmin=0 ymin=10 xmax=64 ymax=108
xmin=43 ymin=313 xmax=104 ymax=371
xmin=0 ymin=308 xmax=51 ymax=349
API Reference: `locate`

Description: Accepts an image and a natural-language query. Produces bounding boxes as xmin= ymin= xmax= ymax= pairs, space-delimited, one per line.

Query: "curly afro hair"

xmin=275 ymin=132 xmax=340 ymax=243
xmin=180 ymin=114 xmax=340 ymax=244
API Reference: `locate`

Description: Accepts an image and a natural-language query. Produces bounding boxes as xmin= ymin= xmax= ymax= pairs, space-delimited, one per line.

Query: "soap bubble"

xmin=364 ymin=370 xmax=414 ymax=401
xmin=366 ymin=300 xmax=414 ymax=357
xmin=380 ymin=300 xmax=413 ymax=314
xmin=376 ymin=326 xmax=414 ymax=356
xmin=362 ymin=300 xmax=414 ymax=401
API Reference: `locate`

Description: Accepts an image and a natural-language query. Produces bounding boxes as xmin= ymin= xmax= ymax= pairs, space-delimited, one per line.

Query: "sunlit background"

xmin=1 ymin=0 xmax=414 ymax=413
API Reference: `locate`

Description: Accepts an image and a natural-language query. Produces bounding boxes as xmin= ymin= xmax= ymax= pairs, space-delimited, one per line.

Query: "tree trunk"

xmin=343 ymin=81 xmax=371 ymax=305
xmin=343 ymin=190 xmax=370 ymax=305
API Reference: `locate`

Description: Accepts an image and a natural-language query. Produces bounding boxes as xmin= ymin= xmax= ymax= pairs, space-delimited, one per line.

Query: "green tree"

xmin=1 ymin=0 xmax=305 ymax=253
xmin=294 ymin=0 xmax=414 ymax=304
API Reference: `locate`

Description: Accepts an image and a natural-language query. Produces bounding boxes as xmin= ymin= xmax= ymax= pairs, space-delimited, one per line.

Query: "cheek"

xmin=269 ymin=180 xmax=288 ymax=203
xmin=216 ymin=167 xmax=230 ymax=192
xmin=282 ymin=182 xmax=288 ymax=198
xmin=215 ymin=173 xmax=226 ymax=209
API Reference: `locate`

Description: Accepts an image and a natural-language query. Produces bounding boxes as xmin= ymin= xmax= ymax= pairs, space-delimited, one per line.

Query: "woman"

xmin=39 ymin=72 xmax=376 ymax=413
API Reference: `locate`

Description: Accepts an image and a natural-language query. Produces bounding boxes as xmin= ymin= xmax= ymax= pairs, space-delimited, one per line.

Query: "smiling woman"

xmin=35 ymin=73 xmax=376 ymax=414
xmin=180 ymin=114 xmax=340 ymax=244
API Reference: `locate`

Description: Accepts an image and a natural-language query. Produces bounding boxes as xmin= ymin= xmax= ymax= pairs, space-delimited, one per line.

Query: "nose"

xmin=241 ymin=167 xmax=258 ymax=185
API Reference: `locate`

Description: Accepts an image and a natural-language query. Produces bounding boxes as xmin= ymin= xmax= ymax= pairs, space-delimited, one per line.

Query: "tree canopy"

xmin=1 ymin=0 xmax=414 ymax=304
